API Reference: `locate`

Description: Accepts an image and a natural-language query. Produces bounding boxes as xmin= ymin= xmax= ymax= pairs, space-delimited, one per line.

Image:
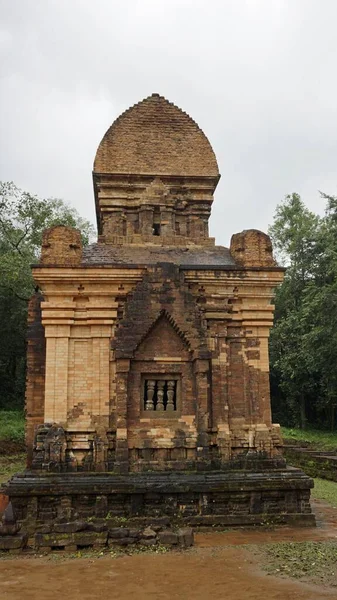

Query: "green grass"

xmin=0 ymin=454 xmax=25 ymax=486
xmin=312 ymin=477 xmax=337 ymax=506
xmin=282 ymin=426 xmax=337 ymax=451
xmin=0 ymin=410 xmax=25 ymax=442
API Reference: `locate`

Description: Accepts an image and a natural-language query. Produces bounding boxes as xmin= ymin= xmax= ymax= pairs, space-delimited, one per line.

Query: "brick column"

xmin=91 ymin=327 xmax=111 ymax=425
xmin=209 ymin=324 xmax=229 ymax=428
xmin=160 ymin=208 xmax=174 ymax=236
xmin=244 ymin=328 xmax=272 ymax=427
xmin=227 ymin=324 xmax=248 ymax=426
xmin=194 ymin=358 xmax=211 ymax=465
xmin=44 ymin=326 xmax=70 ymax=424
xmin=115 ymin=358 xmax=130 ymax=473
xmin=25 ymin=292 xmax=45 ymax=466
xmin=210 ymin=325 xmax=231 ymax=463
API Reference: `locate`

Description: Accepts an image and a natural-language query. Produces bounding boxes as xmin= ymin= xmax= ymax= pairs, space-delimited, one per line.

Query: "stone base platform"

xmin=3 ymin=467 xmax=315 ymax=534
xmin=0 ymin=524 xmax=194 ymax=553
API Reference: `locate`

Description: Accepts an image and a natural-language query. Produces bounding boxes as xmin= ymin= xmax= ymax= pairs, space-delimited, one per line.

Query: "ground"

xmin=1 ymin=501 xmax=337 ymax=600
xmin=1 ymin=498 xmax=337 ymax=598
xmin=0 ymin=547 xmax=332 ymax=600
xmin=2 ymin=420 xmax=337 ymax=598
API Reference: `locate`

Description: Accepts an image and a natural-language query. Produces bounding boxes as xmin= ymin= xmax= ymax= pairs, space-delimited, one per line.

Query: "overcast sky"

xmin=1 ymin=0 xmax=336 ymax=246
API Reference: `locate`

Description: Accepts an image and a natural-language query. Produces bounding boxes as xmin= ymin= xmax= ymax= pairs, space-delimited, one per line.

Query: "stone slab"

xmin=0 ymin=534 xmax=27 ymax=550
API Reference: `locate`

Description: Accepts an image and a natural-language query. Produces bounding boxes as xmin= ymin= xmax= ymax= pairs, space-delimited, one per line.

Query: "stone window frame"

xmin=140 ymin=374 xmax=181 ymax=418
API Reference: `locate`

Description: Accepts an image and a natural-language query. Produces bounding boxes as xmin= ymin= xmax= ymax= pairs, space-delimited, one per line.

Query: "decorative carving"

xmin=94 ymin=435 xmax=107 ymax=472
xmin=156 ymin=381 xmax=165 ymax=410
xmin=143 ymin=379 xmax=178 ymax=412
xmin=145 ymin=380 xmax=156 ymax=410
xmin=166 ymin=380 xmax=175 ymax=411
xmin=32 ymin=424 xmax=67 ymax=472
xmin=45 ymin=426 xmax=67 ymax=472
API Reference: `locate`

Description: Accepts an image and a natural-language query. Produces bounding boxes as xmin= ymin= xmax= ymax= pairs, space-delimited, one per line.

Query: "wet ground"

xmin=1 ymin=499 xmax=337 ymax=600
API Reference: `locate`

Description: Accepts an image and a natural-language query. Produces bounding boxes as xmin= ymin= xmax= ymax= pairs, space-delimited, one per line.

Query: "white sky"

xmin=1 ymin=0 xmax=336 ymax=246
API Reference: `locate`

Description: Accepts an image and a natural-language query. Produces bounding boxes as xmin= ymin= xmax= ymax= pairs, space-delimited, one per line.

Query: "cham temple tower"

xmin=4 ymin=93 xmax=314 ymax=537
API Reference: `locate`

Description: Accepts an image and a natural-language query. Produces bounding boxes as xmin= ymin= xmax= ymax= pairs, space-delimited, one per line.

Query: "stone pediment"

xmin=134 ymin=310 xmax=191 ymax=359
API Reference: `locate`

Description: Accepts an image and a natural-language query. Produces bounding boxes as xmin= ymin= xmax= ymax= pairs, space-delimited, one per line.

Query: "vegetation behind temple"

xmin=0 ymin=182 xmax=95 ymax=410
xmin=269 ymin=192 xmax=337 ymax=430
xmin=1 ymin=182 xmax=337 ymax=431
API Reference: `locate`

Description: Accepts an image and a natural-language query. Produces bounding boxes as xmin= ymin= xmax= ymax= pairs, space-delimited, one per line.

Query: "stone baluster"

xmin=157 ymin=381 xmax=165 ymax=410
xmin=145 ymin=380 xmax=155 ymax=410
xmin=166 ymin=380 xmax=175 ymax=411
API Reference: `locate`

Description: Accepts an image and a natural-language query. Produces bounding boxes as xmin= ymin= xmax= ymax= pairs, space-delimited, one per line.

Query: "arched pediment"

xmin=113 ymin=270 xmax=209 ymax=360
xmin=134 ymin=310 xmax=191 ymax=359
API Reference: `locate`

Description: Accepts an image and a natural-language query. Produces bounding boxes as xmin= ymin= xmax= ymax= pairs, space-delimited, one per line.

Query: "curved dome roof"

xmin=93 ymin=94 xmax=219 ymax=177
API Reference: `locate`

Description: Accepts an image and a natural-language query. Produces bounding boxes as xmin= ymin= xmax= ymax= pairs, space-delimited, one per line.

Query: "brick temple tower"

xmin=4 ymin=94 xmax=314 ymax=535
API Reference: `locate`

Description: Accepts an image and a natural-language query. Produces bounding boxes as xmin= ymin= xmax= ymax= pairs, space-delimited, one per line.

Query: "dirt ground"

xmin=1 ymin=500 xmax=337 ymax=600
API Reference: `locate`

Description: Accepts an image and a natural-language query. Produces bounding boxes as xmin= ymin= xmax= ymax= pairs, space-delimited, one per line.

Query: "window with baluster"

xmin=142 ymin=377 xmax=180 ymax=414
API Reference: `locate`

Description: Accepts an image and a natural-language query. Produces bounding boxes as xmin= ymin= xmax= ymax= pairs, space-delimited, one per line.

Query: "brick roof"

xmin=93 ymin=94 xmax=219 ymax=177
xmin=82 ymin=244 xmax=236 ymax=267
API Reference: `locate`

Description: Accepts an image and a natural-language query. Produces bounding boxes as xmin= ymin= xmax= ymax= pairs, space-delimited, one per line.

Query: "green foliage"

xmin=0 ymin=182 xmax=95 ymax=409
xmin=282 ymin=427 xmax=337 ymax=451
xmin=0 ymin=410 xmax=25 ymax=442
xmin=0 ymin=181 xmax=95 ymax=299
xmin=269 ymin=192 xmax=337 ymax=429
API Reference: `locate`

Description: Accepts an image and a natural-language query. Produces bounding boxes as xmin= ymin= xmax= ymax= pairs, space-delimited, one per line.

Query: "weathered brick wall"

xmin=29 ymin=263 xmax=144 ymax=472
xmin=183 ymin=267 xmax=284 ymax=462
xmin=40 ymin=226 xmax=82 ymax=266
xmin=29 ymin=254 xmax=284 ymax=473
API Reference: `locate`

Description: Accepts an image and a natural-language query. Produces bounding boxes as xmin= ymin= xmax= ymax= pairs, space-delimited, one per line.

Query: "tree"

xmin=300 ymin=194 xmax=337 ymax=429
xmin=0 ymin=182 xmax=95 ymax=409
xmin=269 ymin=192 xmax=337 ymax=430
